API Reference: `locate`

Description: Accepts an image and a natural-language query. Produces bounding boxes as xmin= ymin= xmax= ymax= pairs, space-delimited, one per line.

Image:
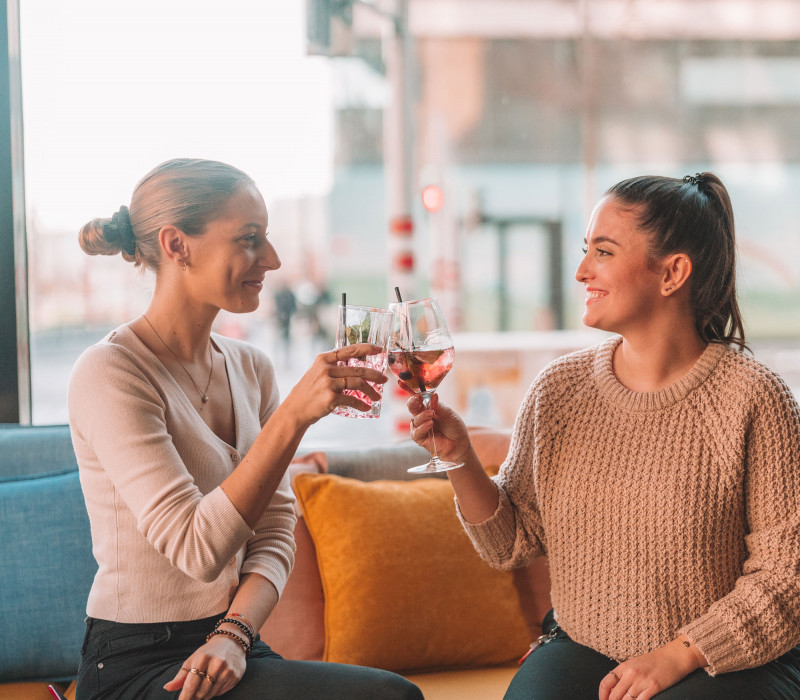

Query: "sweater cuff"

xmin=454 ymin=483 xmax=517 ymax=566
xmin=679 ymin=613 xmax=743 ymax=676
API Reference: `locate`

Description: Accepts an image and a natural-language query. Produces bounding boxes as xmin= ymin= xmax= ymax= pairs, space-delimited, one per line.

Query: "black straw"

xmin=341 ymin=292 xmax=346 ymax=308
xmin=394 ymin=287 xmax=402 ymax=303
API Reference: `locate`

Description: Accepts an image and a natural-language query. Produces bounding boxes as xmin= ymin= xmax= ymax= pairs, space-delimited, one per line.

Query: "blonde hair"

xmin=79 ymin=158 xmax=255 ymax=271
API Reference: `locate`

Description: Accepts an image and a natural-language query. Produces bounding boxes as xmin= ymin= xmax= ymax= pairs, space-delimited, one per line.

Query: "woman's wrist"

xmin=672 ymin=634 xmax=707 ymax=672
xmin=206 ymin=628 xmax=251 ymax=657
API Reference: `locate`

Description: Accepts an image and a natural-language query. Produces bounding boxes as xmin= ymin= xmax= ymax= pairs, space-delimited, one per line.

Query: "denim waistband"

xmin=85 ymin=611 xmax=224 ymax=641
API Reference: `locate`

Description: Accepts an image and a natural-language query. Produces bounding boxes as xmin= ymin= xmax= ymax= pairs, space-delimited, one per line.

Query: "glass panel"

xmin=20 ymin=0 xmax=800 ymax=438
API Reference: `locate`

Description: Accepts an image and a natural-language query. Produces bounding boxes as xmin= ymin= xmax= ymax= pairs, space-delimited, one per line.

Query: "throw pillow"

xmin=294 ymin=472 xmax=531 ymax=673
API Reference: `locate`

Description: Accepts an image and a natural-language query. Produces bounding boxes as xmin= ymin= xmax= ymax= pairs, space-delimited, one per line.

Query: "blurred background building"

xmin=3 ymin=0 xmax=800 ymax=444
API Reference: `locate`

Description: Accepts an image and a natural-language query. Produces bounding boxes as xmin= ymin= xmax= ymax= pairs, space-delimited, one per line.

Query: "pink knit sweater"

xmin=69 ymin=325 xmax=296 ymax=623
xmin=459 ymin=336 xmax=800 ymax=675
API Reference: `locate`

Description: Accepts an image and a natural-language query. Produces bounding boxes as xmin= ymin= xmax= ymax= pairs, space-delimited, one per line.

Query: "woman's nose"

xmin=261 ymin=240 xmax=281 ymax=271
xmin=575 ymin=253 xmax=591 ymax=283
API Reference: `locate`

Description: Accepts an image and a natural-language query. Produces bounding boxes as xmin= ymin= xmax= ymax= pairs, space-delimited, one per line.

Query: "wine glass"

xmin=388 ymin=298 xmax=464 ymax=473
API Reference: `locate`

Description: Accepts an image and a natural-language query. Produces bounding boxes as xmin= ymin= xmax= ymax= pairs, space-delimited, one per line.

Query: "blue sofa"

xmin=0 ymin=424 xmax=436 ymax=697
xmin=0 ymin=424 xmax=541 ymax=700
xmin=0 ymin=425 xmax=95 ymax=697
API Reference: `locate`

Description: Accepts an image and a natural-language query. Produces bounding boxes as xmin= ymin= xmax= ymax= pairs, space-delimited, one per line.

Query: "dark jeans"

xmin=77 ymin=614 xmax=423 ymax=700
xmin=505 ymin=610 xmax=800 ymax=700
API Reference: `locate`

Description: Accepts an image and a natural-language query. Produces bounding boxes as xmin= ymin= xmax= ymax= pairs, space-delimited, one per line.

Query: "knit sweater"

xmin=459 ymin=336 xmax=800 ymax=675
xmin=68 ymin=325 xmax=296 ymax=623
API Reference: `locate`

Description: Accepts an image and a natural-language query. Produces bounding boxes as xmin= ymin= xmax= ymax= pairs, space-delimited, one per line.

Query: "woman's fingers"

xmin=329 ymin=343 xmax=383 ymax=363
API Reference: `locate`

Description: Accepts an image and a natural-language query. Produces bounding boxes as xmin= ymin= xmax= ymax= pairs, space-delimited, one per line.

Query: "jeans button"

xmin=97 ymin=662 xmax=104 ymax=669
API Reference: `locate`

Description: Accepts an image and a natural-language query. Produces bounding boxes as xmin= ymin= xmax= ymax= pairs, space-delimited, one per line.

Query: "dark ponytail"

xmin=606 ymin=172 xmax=746 ymax=350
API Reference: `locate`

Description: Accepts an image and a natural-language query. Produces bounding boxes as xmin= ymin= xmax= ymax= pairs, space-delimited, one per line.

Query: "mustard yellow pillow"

xmin=293 ymin=473 xmax=530 ymax=673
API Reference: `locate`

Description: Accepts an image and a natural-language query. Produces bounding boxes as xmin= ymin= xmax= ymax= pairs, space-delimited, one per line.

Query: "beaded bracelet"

xmin=216 ymin=617 xmax=255 ymax=647
xmin=228 ymin=612 xmax=256 ymax=639
xmin=206 ymin=628 xmax=252 ymax=656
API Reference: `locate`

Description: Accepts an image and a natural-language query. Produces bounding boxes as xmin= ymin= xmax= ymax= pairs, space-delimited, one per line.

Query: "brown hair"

xmin=606 ymin=172 xmax=746 ymax=350
xmin=78 ymin=158 xmax=255 ymax=271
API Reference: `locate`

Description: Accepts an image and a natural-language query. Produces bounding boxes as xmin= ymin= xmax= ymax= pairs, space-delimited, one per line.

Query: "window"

xmin=5 ymin=0 xmax=800 ymax=437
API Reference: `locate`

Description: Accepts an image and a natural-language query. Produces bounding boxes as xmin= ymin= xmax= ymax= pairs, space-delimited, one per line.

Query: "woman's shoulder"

xmin=71 ymin=325 xmax=146 ymax=376
xmin=715 ymin=344 xmax=797 ymax=405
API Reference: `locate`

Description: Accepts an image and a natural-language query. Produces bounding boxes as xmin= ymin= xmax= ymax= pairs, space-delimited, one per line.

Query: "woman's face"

xmin=184 ymin=183 xmax=280 ymax=314
xmin=575 ymin=196 xmax=665 ymax=336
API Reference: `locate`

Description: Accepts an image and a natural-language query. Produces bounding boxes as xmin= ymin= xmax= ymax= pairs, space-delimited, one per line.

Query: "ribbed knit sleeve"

xmin=239 ymin=352 xmax=297 ymax=596
xmin=679 ymin=367 xmax=800 ymax=674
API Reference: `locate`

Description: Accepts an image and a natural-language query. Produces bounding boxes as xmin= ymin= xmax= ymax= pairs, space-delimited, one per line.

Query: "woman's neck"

xmin=136 ymin=296 xmax=218 ymax=364
xmin=614 ymin=328 xmax=708 ymax=393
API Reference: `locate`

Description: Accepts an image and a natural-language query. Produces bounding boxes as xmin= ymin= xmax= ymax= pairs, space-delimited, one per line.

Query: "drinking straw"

xmin=340 ymin=293 xmax=346 ymax=348
xmin=394 ymin=287 xmax=403 ymax=303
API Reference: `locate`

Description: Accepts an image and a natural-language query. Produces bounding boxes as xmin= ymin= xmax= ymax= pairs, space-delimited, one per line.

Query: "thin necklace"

xmin=142 ymin=314 xmax=214 ymax=404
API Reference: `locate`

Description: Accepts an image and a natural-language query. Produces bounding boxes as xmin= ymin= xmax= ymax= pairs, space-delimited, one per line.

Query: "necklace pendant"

xmin=201 ymin=394 xmax=209 ymax=403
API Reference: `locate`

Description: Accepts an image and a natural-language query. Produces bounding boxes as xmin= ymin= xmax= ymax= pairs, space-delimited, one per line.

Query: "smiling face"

xmin=575 ymin=196 xmax=665 ymax=337
xmin=184 ymin=183 xmax=280 ymax=314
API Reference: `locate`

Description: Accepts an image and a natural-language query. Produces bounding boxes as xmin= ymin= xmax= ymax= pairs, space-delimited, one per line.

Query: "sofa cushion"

xmin=0 ymin=425 xmax=76 ymax=480
xmin=294 ymin=472 xmax=530 ymax=673
xmin=0 ymin=470 xmax=95 ymax=683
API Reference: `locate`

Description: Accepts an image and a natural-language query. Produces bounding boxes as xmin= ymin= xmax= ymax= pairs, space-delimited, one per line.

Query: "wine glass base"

xmin=407 ymin=461 xmax=465 ymax=474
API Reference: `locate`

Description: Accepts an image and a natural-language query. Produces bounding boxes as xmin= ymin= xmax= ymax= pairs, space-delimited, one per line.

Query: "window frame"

xmin=1 ymin=0 xmax=31 ymax=424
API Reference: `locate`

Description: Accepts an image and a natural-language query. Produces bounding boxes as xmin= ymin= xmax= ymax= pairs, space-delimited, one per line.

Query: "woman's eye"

xmin=241 ymin=234 xmax=258 ymax=246
xmin=597 ymin=248 xmax=611 ymax=256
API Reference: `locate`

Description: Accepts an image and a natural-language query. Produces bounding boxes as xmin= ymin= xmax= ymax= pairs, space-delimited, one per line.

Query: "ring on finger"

xmin=340 ymin=377 xmax=347 ymax=392
xmin=333 ymin=348 xmax=339 ymax=362
xmin=626 ymin=693 xmax=638 ymax=699
xmin=609 ymin=671 xmax=620 ymax=682
xmin=188 ymin=667 xmax=206 ymax=678
xmin=204 ymin=674 xmax=216 ymax=684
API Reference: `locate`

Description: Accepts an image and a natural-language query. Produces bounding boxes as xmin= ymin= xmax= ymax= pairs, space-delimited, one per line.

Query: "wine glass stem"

xmin=421 ymin=393 xmax=441 ymax=462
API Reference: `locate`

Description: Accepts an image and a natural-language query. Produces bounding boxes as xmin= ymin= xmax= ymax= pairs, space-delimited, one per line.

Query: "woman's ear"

xmin=158 ymin=225 xmax=189 ymax=270
xmin=661 ymin=253 xmax=692 ymax=296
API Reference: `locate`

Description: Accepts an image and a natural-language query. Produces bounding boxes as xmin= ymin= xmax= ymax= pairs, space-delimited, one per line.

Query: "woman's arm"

xmin=677 ymin=370 xmax=800 ymax=675
xmin=219 ymin=343 xmax=385 ymax=528
xmin=407 ymin=392 xmax=499 ymax=523
xmin=407 ymin=385 xmax=546 ymax=569
xmin=163 ymin=573 xmax=278 ymax=698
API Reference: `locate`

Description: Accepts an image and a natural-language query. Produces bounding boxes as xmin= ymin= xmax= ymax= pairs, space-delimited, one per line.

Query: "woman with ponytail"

xmin=70 ymin=158 xmax=422 ymax=700
xmin=407 ymin=172 xmax=800 ymax=698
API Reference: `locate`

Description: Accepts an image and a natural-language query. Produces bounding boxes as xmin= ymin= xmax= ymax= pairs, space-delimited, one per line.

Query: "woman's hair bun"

xmin=104 ymin=206 xmax=136 ymax=255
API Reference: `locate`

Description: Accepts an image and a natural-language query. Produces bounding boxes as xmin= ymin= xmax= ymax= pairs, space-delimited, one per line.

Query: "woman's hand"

xmin=408 ymin=392 xmax=471 ymax=465
xmin=283 ymin=343 xmax=388 ymax=427
xmin=598 ymin=636 xmax=707 ymax=700
xmin=163 ymin=634 xmax=247 ymax=699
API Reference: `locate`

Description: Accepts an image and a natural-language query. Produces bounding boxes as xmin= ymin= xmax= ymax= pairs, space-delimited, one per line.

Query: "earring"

xmin=665 ymin=285 xmax=676 ymax=294
xmin=178 ymin=259 xmax=187 ymax=272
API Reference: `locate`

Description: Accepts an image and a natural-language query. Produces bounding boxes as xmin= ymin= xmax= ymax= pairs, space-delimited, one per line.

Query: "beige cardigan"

xmin=69 ymin=324 xmax=296 ymax=623
xmin=460 ymin=336 xmax=800 ymax=675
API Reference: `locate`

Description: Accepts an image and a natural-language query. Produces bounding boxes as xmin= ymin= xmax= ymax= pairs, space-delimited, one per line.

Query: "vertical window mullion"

xmin=0 ymin=0 xmax=30 ymax=424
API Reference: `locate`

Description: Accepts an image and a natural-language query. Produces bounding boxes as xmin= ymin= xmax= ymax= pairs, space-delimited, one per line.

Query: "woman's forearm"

xmin=220 ymin=404 xmax=307 ymax=529
xmin=447 ymin=446 xmax=501 ymax=524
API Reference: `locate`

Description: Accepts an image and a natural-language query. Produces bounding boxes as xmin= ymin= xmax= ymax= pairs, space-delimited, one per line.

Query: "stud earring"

xmin=665 ymin=285 xmax=676 ymax=294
